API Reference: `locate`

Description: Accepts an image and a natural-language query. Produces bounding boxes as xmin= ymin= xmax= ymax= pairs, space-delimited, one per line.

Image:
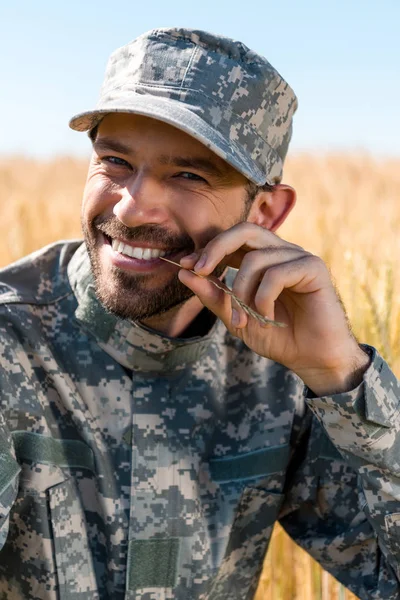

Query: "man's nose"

xmin=112 ymin=173 xmax=168 ymax=227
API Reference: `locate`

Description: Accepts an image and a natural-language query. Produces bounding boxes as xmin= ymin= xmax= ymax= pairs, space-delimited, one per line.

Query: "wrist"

xmin=297 ymin=346 xmax=372 ymax=397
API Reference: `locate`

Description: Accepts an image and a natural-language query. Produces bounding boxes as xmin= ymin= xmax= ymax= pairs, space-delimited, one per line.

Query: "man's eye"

xmin=103 ymin=156 xmax=131 ymax=168
xmin=177 ymin=172 xmax=206 ymax=182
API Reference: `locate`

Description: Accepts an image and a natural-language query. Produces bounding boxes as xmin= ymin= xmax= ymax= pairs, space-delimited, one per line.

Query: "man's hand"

xmin=178 ymin=223 xmax=370 ymax=396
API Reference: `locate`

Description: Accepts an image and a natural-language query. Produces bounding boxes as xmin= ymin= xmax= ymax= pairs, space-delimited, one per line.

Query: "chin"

xmin=93 ymin=270 xmax=195 ymax=323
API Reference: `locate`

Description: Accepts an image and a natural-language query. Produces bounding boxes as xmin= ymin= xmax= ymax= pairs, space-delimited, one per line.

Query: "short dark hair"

xmin=89 ymin=124 xmax=99 ymax=143
xmin=244 ymin=180 xmax=275 ymax=213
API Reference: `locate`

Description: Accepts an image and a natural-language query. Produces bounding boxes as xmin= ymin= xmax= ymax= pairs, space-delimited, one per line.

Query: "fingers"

xmin=238 ymin=255 xmax=327 ymax=326
xmin=230 ymin=247 xmax=307 ymax=309
xmin=184 ymin=222 xmax=303 ymax=275
xmin=177 ymin=268 xmax=234 ymax=326
xmin=177 ymin=223 xmax=328 ymax=335
xmin=177 ymin=254 xmax=329 ymax=337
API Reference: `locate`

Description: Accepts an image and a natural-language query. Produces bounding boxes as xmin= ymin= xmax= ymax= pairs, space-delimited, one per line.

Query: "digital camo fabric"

xmin=0 ymin=241 xmax=399 ymax=599
xmin=69 ymin=28 xmax=298 ymax=186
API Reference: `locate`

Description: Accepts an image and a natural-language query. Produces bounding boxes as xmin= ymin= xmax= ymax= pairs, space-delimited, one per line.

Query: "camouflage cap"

xmin=69 ymin=28 xmax=298 ymax=185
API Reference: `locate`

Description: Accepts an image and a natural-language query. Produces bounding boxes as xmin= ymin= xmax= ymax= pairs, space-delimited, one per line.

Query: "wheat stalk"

xmin=159 ymin=256 xmax=287 ymax=328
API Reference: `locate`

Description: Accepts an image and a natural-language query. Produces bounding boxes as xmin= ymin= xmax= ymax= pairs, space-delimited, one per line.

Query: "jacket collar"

xmin=67 ymin=243 xmax=226 ymax=372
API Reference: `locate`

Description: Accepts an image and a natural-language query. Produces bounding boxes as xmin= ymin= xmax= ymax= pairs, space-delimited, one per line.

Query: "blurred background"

xmin=1 ymin=1 xmax=399 ymax=598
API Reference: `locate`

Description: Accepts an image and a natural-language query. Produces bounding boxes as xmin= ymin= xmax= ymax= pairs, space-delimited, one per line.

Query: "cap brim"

xmin=69 ymin=96 xmax=268 ymax=185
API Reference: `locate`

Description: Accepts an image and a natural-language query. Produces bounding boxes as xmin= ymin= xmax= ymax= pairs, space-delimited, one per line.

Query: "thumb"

xmin=178 ymin=268 xmax=234 ymax=327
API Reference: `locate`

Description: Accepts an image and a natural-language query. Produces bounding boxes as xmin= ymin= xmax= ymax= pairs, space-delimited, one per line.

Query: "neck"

xmin=141 ymin=267 xmax=229 ymax=338
xmin=140 ymin=294 xmax=207 ymax=338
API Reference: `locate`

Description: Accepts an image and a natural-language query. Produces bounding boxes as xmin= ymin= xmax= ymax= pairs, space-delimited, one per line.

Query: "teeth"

xmin=111 ymin=239 xmax=171 ymax=260
xmin=151 ymin=248 xmax=160 ymax=258
xmin=132 ymin=247 xmax=144 ymax=259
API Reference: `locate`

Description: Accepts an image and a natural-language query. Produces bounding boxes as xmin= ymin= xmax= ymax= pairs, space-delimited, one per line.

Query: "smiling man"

xmin=82 ymin=113 xmax=246 ymax=333
xmin=0 ymin=28 xmax=400 ymax=600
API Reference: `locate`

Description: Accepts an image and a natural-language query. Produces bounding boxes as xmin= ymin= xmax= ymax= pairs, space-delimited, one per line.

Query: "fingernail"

xmin=194 ymin=254 xmax=207 ymax=272
xmin=231 ymin=309 xmax=240 ymax=327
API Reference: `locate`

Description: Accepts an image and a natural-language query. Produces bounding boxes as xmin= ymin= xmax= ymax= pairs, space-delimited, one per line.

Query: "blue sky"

xmin=1 ymin=0 xmax=399 ymax=158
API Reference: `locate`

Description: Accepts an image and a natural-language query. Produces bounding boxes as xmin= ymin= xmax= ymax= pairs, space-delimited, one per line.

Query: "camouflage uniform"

xmin=0 ymin=240 xmax=399 ymax=599
xmin=2 ymin=26 xmax=400 ymax=600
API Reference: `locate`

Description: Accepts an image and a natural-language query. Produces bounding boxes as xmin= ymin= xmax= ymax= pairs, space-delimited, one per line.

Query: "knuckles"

xmin=231 ymin=251 xmax=329 ymax=301
xmin=302 ymin=254 xmax=328 ymax=272
xmin=204 ymin=222 xmax=272 ymax=254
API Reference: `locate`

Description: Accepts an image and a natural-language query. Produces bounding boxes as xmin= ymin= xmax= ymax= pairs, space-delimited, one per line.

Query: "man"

xmin=0 ymin=27 xmax=399 ymax=600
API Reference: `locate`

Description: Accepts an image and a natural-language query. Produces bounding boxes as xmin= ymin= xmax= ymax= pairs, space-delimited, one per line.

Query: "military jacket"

xmin=0 ymin=241 xmax=400 ymax=600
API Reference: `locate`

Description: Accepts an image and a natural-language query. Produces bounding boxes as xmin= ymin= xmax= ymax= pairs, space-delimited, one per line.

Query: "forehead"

xmin=95 ymin=113 xmax=241 ymax=175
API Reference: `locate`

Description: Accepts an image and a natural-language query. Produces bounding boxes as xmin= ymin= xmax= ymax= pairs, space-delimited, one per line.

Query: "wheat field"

xmin=1 ymin=153 xmax=399 ymax=599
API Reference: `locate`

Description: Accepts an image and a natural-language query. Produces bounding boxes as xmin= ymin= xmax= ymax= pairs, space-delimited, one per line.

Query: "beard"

xmin=82 ymin=215 xmax=228 ymax=322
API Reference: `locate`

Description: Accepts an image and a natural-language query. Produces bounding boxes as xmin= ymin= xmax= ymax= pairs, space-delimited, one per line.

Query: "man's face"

xmin=81 ymin=113 xmax=253 ymax=321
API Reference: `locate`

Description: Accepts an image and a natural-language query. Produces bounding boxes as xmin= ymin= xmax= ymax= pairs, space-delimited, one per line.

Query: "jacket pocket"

xmin=48 ymin=477 xmax=100 ymax=599
xmin=313 ymin=431 xmax=361 ymax=524
xmin=384 ymin=513 xmax=400 ymax=580
xmin=205 ymin=488 xmax=284 ymax=600
xmin=204 ymin=444 xmax=290 ymax=571
xmin=0 ymin=419 xmax=21 ymax=543
xmin=13 ymin=430 xmax=96 ymax=488
xmin=11 ymin=432 xmax=100 ymax=599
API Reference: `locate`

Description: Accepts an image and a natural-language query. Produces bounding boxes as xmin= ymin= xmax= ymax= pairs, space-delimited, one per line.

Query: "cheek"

xmin=82 ymin=175 xmax=120 ymax=222
xmin=175 ymin=196 xmax=231 ymax=249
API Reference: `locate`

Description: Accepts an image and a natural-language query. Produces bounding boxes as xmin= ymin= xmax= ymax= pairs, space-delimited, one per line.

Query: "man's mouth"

xmin=102 ymin=234 xmax=188 ymax=269
xmin=111 ymin=238 xmax=182 ymax=260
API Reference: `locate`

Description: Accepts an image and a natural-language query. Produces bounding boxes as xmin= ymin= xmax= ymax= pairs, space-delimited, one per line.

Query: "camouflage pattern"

xmin=69 ymin=28 xmax=298 ymax=186
xmin=0 ymin=241 xmax=400 ymax=599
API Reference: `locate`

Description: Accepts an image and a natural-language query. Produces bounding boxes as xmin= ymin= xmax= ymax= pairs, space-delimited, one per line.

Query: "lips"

xmin=111 ymin=239 xmax=172 ymax=260
xmin=101 ymin=234 xmax=188 ymax=272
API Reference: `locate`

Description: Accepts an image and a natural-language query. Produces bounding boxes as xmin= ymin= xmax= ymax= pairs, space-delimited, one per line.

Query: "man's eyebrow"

xmin=159 ymin=155 xmax=227 ymax=179
xmin=92 ymin=137 xmax=134 ymax=155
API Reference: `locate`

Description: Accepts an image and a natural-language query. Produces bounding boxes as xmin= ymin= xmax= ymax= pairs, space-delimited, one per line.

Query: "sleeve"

xmin=0 ymin=410 xmax=20 ymax=550
xmin=278 ymin=345 xmax=400 ymax=600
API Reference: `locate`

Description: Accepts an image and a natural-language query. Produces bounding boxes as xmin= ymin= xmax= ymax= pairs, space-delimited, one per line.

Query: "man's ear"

xmin=248 ymin=184 xmax=296 ymax=231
